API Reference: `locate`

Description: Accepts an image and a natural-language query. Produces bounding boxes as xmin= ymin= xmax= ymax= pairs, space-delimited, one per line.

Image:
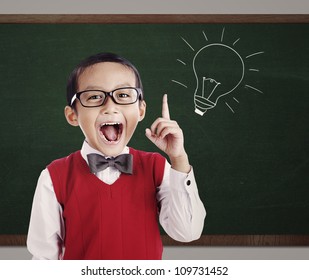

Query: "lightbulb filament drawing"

xmin=172 ymin=28 xmax=264 ymax=115
xmin=202 ymin=77 xmax=221 ymax=100
xmin=195 ymin=77 xmax=221 ymax=115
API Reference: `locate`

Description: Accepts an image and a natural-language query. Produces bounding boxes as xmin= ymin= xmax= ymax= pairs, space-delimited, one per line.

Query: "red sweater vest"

xmin=47 ymin=148 xmax=165 ymax=260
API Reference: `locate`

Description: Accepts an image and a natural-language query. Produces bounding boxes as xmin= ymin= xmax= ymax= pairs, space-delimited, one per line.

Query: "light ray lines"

xmin=202 ymin=30 xmax=208 ymax=41
xmin=246 ymin=51 xmax=264 ymax=59
xmin=221 ymin=27 xmax=225 ymax=42
xmin=245 ymin=84 xmax=264 ymax=94
xmin=233 ymin=38 xmax=240 ymax=46
xmin=176 ymin=59 xmax=186 ymax=65
xmin=181 ymin=37 xmax=195 ymax=52
xmin=225 ymin=102 xmax=235 ymax=113
xmin=171 ymin=80 xmax=188 ymax=88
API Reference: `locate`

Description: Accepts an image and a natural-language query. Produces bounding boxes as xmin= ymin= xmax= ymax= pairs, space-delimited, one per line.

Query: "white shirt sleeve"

xmin=157 ymin=161 xmax=206 ymax=242
xmin=27 ymin=169 xmax=65 ymax=260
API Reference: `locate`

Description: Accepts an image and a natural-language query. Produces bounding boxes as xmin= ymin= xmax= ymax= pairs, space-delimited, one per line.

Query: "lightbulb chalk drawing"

xmin=172 ymin=28 xmax=264 ymax=115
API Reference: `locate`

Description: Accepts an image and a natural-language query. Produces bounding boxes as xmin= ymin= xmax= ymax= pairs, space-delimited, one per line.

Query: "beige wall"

xmin=1 ymin=246 xmax=309 ymax=260
xmin=0 ymin=0 xmax=309 ymax=14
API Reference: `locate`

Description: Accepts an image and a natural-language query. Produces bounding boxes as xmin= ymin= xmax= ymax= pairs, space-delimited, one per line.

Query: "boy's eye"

xmin=85 ymin=92 xmax=104 ymax=101
xmin=114 ymin=89 xmax=135 ymax=99
xmin=89 ymin=94 xmax=103 ymax=100
xmin=117 ymin=93 xmax=130 ymax=98
xmin=113 ymin=88 xmax=138 ymax=104
xmin=80 ymin=91 xmax=105 ymax=106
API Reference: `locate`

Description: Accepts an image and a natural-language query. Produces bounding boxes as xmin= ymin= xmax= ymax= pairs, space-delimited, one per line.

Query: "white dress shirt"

xmin=27 ymin=141 xmax=206 ymax=260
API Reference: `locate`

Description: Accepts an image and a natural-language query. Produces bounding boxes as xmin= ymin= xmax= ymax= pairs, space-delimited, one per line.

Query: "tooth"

xmin=101 ymin=122 xmax=120 ymax=127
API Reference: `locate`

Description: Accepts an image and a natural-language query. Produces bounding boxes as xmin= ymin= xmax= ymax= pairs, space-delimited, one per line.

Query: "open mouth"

xmin=100 ymin=122 xmax=123 ymax=142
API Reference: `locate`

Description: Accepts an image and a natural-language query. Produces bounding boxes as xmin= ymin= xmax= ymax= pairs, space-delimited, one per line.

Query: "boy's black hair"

xmin=66 ymin=52 xmax=144 ymax=107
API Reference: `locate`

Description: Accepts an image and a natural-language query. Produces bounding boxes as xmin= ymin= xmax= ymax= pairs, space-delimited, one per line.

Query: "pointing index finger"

xmin=162 ymin=94 xmax=170 ymax=120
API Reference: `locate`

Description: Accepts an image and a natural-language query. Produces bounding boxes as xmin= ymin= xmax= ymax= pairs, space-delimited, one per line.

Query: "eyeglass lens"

xmin=79 ymin=88 xmax=139 ymax=107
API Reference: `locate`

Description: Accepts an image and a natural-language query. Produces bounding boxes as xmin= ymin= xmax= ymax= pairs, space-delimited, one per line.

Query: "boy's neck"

xmin=81 ymin=140 xmax=129 ymax=161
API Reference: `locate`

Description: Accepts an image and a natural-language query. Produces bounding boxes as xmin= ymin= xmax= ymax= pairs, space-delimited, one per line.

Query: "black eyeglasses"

xmin=70 ymin=87 xmax=143 ymax=107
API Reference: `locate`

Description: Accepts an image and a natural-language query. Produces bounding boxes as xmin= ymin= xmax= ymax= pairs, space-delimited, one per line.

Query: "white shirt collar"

xmin=80 ymin=140 xmax=129 ymax=165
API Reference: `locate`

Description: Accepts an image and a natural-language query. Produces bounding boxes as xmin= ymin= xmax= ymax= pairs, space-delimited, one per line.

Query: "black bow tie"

xmin=87 ymin=153 xmax=133 ymax=175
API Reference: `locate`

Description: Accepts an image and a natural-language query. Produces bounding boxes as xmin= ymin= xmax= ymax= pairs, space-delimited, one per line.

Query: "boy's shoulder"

xmin=47 ymin=150 xmax=82 ymax=169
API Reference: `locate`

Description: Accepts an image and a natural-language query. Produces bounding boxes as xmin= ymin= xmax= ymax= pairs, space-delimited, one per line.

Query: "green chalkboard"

xmin=0 ymin=18 xmax=308 ymax=242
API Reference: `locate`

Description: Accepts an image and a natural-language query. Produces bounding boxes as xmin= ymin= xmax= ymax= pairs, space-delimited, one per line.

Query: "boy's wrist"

xmin=170 ymin=152 xmax=191 ymax=174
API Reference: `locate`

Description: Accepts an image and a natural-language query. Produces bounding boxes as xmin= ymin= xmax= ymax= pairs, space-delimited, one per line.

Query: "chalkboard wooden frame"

xmin=0 ymin=14 xmax=309 ymax=24
xmin=0 ymin=14 xmax=308 ymax=247
xmin=1 ymin=234 xmax=309 ymax=246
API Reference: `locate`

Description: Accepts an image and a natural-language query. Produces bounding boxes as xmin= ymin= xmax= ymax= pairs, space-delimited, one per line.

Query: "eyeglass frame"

xmin=70 ymin=87 xmax=143 ymax=107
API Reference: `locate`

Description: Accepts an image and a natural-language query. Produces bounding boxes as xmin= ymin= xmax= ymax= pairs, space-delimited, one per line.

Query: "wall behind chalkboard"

xmin=0 ymin=22 xmax=308 ymax=236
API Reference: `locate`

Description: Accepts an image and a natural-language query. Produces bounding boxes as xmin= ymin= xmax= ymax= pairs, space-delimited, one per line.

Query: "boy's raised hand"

xmin=145 ymin=94 xmax=190 ymax=173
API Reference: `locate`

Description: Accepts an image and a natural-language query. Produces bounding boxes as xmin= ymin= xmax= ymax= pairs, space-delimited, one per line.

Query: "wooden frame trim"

xmin=0 ymin=14 xmax=309 ymax=24
xmin=162 ymin=235 xmax=309 ymax=246
xmin=1 ymin=235 xmax=309 ymax=246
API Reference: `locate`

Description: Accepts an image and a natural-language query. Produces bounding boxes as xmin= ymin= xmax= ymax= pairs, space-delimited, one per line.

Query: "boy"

xmin=27 ymin=52 xmax=206 ymax=260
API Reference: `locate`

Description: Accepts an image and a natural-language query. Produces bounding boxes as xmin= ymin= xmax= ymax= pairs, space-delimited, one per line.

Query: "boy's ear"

xmin=138 ymin=101 xmax=146 ymax=122
xmin=64 ymin=106 xmax=79 ymax=127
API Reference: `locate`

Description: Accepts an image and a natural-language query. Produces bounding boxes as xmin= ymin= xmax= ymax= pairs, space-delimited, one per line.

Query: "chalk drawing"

xmin=172 ymin=28 xmax=264 ymax=115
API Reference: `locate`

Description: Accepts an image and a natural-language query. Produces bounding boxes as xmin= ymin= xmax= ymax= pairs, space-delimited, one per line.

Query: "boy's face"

xmin=65 ymin=62 xmax=146 ymax=157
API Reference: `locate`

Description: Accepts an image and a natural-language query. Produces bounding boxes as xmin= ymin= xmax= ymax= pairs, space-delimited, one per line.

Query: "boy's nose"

xmin=100 ymin=95 xmax=119 ymax=114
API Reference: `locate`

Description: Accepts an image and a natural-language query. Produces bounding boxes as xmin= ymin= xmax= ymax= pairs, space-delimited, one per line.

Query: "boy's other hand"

xmin=145 ymin=94 xmax=190 ymax=173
